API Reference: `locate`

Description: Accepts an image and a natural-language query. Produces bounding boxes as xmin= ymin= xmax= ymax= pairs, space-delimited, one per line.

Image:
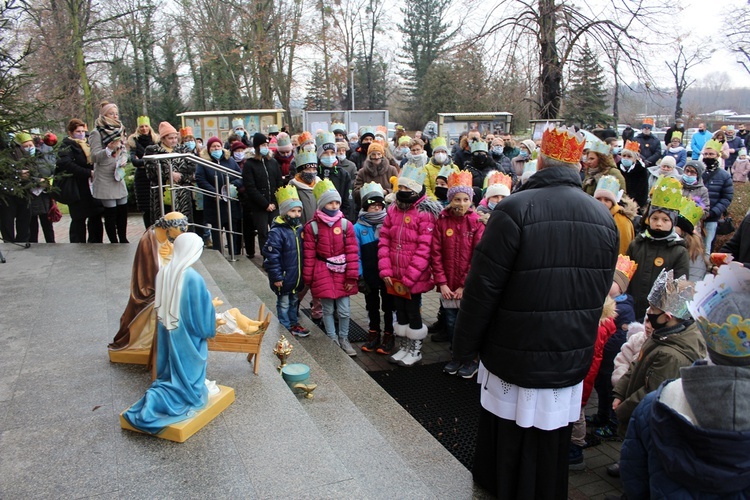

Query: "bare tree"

xmin=666 ymin=42 xmax=714 ymax=121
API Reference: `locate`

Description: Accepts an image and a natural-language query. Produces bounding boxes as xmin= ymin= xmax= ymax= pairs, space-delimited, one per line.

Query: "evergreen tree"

xmin=564 ymin=42 xmax=612 ymax=129
xmin=305 ymin=63 xmax=328 ymax=111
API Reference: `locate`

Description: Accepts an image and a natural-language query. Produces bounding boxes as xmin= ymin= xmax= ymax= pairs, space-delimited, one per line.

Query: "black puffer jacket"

xmin=242 ymin=154 xmax=283 ymax=211
xmin=453 ymin=166 xmax=619 ymax=389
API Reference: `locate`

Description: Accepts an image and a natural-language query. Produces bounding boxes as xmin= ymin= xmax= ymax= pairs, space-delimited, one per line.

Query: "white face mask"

xmin=303 ymin=144 xmax=315 ymax=152
xmin=336 ymin=154 xmax=347 ymax=162
xmin=434 ymin=152 xmax=448 ymax=164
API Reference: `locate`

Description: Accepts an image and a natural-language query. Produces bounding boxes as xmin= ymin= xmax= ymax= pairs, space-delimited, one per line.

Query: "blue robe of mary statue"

xmin=123 ymin=268 xmax=216 ymax=434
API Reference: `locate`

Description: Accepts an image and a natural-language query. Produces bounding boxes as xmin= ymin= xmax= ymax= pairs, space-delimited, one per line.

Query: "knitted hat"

xmin=298 ymin=131 xmax=314 ymax=148
xmin=485 ymin=183 xmax=510 ymax=198
xmin=206 ymin=136 xmax=223 ymax=150
xmin=158 ymin=121 xmax=178 ymax=137
xmin=683 ymin=159 xmax=704 ymax=177
xmin=137 ymin=116 xmax=150 ymax=127
xmin=232 ymin=118 xmax=244 ymax=129
xmin=642 ymin=118 xmax=654 ymax=129
xmin=230 ymin=141 xmax=246 ymax=153
xmin=431 ymin=136 xmax=448 ymax=153
xmin=180 ymin=126 xmax=193 ymax=138
xmin=659 ymin=156 xmax=677 ymax=169
xmin=740 ymin=148 xmax=748 ymax=156
xmin=252 ymin=132 xmax=268 ymax=149
xmin=447 ymin=171 xmax=474 ymax=201
xmin=14 ymin=132 xmax=32 ymax=145
xmin=276 ymin=132 xmax=293 ymax=152
xmin=361 ymin=182 xmax=385 ymax=206
xmin=367 ymin=142 xmax=385 ymax=157
xmin=43 ymin=132 xmax=57 ymax=147
xmin=275 ymin=185 xmax=303 ymax=215
xmin=484 ymin=171 xmax=512 ymax=198
xmin=317 ymin=132 xmax=336 ymax=156
xmin=520 ymin=139 xmax=536 ymax=154
xmin=313 ymin=178 xmax=341 ymax=209
xmin=335 ymin=139 xmax=350 ymax=151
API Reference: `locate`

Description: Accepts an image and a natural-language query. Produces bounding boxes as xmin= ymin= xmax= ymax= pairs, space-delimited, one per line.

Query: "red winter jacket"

xmin=303 ymin=210 xmax=359 ymax=299
xmin=378 ymin=195 xmax=439 ymax=294
xmin=431 ymin=208 xmax=485 ymax=291
xmin=582 ymin=297 xmax=618 ymax=406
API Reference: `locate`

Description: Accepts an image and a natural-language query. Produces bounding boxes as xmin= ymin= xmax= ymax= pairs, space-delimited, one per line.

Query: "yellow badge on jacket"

xmin=654 ymin=257 xmax=664 ymax=267
xmin=404 ymin=216 xmax=411 ymax=224
xmin=333 ymin=227 xmax=342 ymax=235
xmin=446 ymin=228 xmax=454 ymax=237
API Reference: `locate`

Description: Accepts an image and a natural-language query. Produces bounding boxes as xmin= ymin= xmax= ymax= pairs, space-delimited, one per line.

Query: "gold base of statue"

xmin=119 ymin=385 xmax=235 ymax=443
xmin=108 ymin=349 xmax=150 ymax=365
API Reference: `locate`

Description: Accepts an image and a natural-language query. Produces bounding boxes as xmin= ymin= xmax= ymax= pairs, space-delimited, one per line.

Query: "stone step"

xmin=203 ymin=250 xmax=474 ymax=499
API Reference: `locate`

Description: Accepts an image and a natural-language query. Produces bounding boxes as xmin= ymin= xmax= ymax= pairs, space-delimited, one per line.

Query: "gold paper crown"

xmin=616 ymin=255 xmax=638 ymax=281
xmin=447 ymin=171 xmax=473 ymax=188
xmin=650 ymin=176 xmax=684 ymax=211
xmin=313 ymin=178 xmax=337 ymax=200
xmin=484 ymin=171 xmax=513 ymax=190
xmin=275 ymin=184 xmax=300 ymax=206
xmin=623 ymin=140 xmax=640 ymax=154
xmin=678 ymin=196 xmax=704 ymax=229
xmin=541 ymin=124 xmax=586 ymax=164
xmin=431 ymin=136 xmax=447 ymax=150
xmin=704 ymin=139 xmax=723 ymax=154
xmin=647 ymin=269 xmax=695 ymax=319
xmin=671 ymin=131 xmax=683 ymax=140
xmin=137 ymin=116 xmax=150 ymax=127
xmin=688 ymin=262 xmax=750 ymax=359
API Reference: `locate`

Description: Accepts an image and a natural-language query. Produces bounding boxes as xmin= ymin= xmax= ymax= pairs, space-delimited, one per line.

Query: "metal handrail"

xmin=144 ymin=152 xmax=243 ymax=261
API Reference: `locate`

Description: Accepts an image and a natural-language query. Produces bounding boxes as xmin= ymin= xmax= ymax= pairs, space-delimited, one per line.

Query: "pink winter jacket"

xmin=378 ymin=195 xmax=438 ymax=294
xmin=431 ymin=208 xmax=484 ymax=291
xmin=303 ymin=210 xmax=359 ymax=299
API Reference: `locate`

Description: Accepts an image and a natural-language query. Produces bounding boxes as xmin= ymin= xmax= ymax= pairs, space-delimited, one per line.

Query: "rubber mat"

xmin=299 ymin=308 xmax=369 ymax=342
xmin=369 ymin=363 xmax=480 ymax=469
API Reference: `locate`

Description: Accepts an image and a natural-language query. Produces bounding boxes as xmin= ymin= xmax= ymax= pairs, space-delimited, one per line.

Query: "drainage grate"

xmin=299 ymin=308 xmax=370 ymax=342
xmin=369 ymin=363 xmax=480 ymax=469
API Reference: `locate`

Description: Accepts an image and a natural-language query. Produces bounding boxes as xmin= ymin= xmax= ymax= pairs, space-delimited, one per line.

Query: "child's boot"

xmin=339 ymin=334 xmax=357 ymax=357
xmin=398 ymin=325 xmax=427 ymax=367
xmin=376 ymin=332 xmax=395 ymax=355
xmin=361 ymin=330 xmax=381 ymax=352
xmin=388 ymin=324 xmax=409 ymax=363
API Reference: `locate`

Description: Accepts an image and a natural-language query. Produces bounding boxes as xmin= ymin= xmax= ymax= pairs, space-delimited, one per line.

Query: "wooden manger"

xmin=207 ymin=303 xmax=272 ymax=375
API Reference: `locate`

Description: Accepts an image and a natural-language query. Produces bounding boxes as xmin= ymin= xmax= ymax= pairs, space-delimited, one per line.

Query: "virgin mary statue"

xmin=123 ymin=232 xmax=216 ymax=434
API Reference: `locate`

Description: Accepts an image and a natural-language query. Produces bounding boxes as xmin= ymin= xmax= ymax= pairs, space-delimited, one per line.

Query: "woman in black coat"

xmin=55 ymin=118 xmax=104 ymax=243
xmin=127 ymin=117 xmax=158 ymax=228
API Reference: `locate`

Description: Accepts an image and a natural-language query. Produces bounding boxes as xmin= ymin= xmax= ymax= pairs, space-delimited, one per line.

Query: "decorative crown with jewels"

xmin=360 ymin=181 xmax=384 ymax=202
xmin=616 ymin=255 xmax=638 ymax=281
xmin=448 ymin=171 xmax=473 ymax=188
xmin=587 ymin=138 xmax=611 ymax=156
xmin=313 ymin=178 xmax=337 ymax=200
xmin=484 ymin=171 xmax=513 ymax=190
xmin=275 ymin=184 xmax=300 ymax=206
xmin=540 ymin=124 xmax=586 ymax=164
xmin=678 ymin=196 xmax=704 ymax=230
xmin=650 ymin=176 xmax=684 ymax=211
xmin=398 ymin=164 xmax=427 ymax=192
xmin=623 ymin=140 xmax=640 ymax=154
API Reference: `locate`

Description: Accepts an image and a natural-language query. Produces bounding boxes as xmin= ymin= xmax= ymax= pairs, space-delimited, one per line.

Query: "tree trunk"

xmin=69 ymin=0 xmax=93 ymax=124
xmin=538 ymin=0 xmax=561 ymax=120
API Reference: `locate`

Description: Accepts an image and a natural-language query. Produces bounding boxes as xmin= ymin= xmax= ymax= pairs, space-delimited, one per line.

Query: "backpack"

xmin=309 ymin=218 xmax=348 ymax=243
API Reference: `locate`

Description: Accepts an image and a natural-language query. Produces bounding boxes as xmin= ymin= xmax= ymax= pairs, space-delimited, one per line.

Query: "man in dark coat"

xmin=242 ymin=133 xmax=284 ymax=254
xmin=664 ymin=118 xmax=685 ymax=145
xmin=452 ymin=124 xmax=619 ymax=499
xmin=701 ymin=143 xmax=734 ymax=253
xmin=635 ymin=122 xmax=662 ymax=168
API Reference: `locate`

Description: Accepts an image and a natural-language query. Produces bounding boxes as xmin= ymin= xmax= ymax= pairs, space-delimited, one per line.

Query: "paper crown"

xmin=275 ymin=184 xmax=300 ymax=205
xmin=642 ymin=117 xmax=655 ymax=127
xmin=398 ymin=164 xmax=427 ymax=192
xmin=688 ymin=262 xmax=750 ymax=359
xmin=650 ymin=176 xmax=684 ymax=211
xmin=587 ymin=138 xmax=611 ymax=156
xmin=647 ymin=269 xmax=695 ymax=320
xmin=137 ymin=116 xmax=150 ymax=127
xmin=330 ymin=122 xmax=346 ymax=134
xmin=375 ymin=125 xmax=388 ymax=138
xmin=704 ymin=139 xmax=723 ymax=154
xmin=232 ymin=118 xmax=244 ymax=129
xmin=447 ymin=171 xmax=473 ymax=188
xmin=623 ymin=140 xmax=640 ymax=154
xmin=470 ymin=140 xmax=489 ymax=153
xmin=317 ymin=131 xmax=335 ymax=147
xmin=313 ymin=178 xmax=337 ymax=200
xmin=678 ymin=196 xmax=704 ymax=230
xmin=267 ymin=124 xmax=279 ymax=134
xmin=431 ymin=136 xmax=448 ymax=151
xmin=180 ymin=127 xmax=193 ymax=138
xmin=398 ymin=136 xmax=411 ymax=146
xmin=436 ymin=164 xmax=454 ymax=180
xmin=616 ymin=255 xmax=638 ymax=281
xmin=671 ymin=131 xmax=683 ymax=141
xmin=484 ymin=171 xmax=513 ymax=190
xmin=296 ymin=150 xmax=318 ymax=167
xmin=359 ymin=126 xmax=376 ymax=138
xmin=540 ymin=124 xmax=586 ymax=164
xmin=360 ymin=181 xmax=385 ymax=202
xmin=595 ymin=175 xmax=624 ymax=202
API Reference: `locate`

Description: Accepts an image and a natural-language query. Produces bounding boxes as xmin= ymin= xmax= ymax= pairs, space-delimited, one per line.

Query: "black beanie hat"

xmin=252 ymin=132 xmax=268 ymax=150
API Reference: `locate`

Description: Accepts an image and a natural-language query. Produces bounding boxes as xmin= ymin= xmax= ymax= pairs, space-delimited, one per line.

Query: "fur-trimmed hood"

xmin=617 ymin=194 xmax=639 ymax=220
xmin=601 ymin=295 xmax=618 ymax=324
xmin=200 ymin=147 xmax=230 ymax=162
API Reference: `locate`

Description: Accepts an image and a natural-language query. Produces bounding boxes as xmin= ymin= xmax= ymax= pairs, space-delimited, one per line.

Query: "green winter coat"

xmin=626 ymin=232 xmax=690 ymax=318
xmin=612 ymin=320 xmax=706 ymax=437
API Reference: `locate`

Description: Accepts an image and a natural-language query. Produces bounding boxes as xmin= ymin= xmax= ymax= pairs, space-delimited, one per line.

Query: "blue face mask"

xmin=184 ymin=141 xmax=196 ymax=151
xmin=488 ymin=201 xmax=497 ymax=210
xmin=233 ymin=151 xmax=245 ymax=161
xmin=621 ymin=158 xmax=633 ymax=167
xmin=682 ymin=174 xmax=697 ymax=184
xmin=519 ymin=150 xmax=529 ymax=159
xmin=25 ymin=146 xmax=36 ymax=156
xmin=320 ymin=155 xmax=336 ymax=167
xmin=259 ymin=146 xmax=269 ymax=156
xmin=210 ymin=150 xmax=222 ymax=160
xmin=613 ymin=147 xmax=622 ymax=155
xmin=235 ymin=129 xmax=245 ymax=138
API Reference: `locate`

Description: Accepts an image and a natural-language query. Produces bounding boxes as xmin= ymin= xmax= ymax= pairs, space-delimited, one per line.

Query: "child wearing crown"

xmin=354 ymin=182 xmax=394 ymax=353
xmin=424 ymin=137 xmax=458 ymax=201
xmin=262 ymin=185 xmax=310 ymax=337
xmin=620 ymin=263 xmax=750 ymax=499
xmin=433 ymin=172 xmax=485 ymax=378
xmin=675 ymin=196 xmax=710 ymax=281
xmin=617 ymin=141 xmax=649 ymax=212
xmin=626 ymin=176 xmax=690 ymax=318
xmin=303 ymin=179 xmax=360 ymax=356
xmin=608 ymin=269 xmax=707 ymax=477
xmin=378 ymin=165 xmax=442 ymax=365
xmin=594 ymin=175 xmax=638 ymax=254
xmin=476 ymin=171 xmax=512 ymax=225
